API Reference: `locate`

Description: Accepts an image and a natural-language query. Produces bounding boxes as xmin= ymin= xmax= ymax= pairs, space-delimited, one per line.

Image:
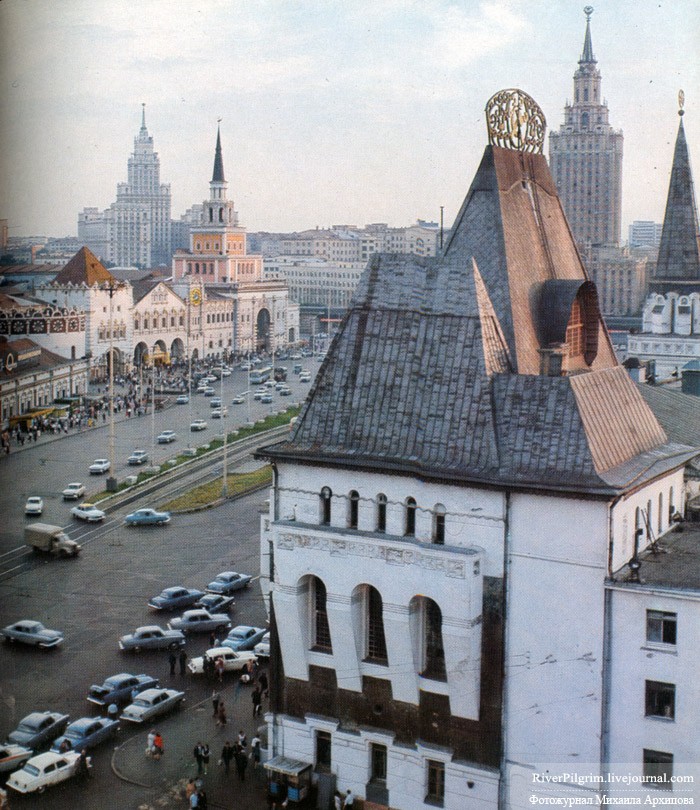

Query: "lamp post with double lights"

xmin=105 ymin=280 xmax=121 ymax=493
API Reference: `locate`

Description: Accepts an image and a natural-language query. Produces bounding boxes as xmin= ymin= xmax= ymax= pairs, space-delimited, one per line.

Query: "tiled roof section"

xmin=654 ymin=118 xmax=700 ymax=283
xmin=288 ymin=306 xmax=500 ymax=475
xmin=131 ymin=279 xmax=162 ymax=304
xmin=570 ymin=367 xmax=668 ymax=473
xmin=473 ymin=259 xmax=512 ymax=374
xmin=490 ymin=374 xmax=599 ymax=487
xmin=636 ymin=384 xmax=700 ymax=447
xmin=53 ymin=247 xmax=114 ymax=286
xmin=443 ymin=146 xmax=618 ymax=374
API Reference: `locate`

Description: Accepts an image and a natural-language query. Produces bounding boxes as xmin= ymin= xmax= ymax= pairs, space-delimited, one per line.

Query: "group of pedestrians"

xmin=169 ymin=648 xmax=189 ymax=676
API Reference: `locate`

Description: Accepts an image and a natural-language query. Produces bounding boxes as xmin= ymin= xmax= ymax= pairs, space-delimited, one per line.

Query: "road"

xmin=0 ymin=357 xmax=318 ymax=551
xmin=0 ymin=356 xmax=321 ymax=808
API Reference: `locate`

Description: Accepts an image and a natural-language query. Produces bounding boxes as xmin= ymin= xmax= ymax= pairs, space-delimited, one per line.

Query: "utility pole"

xmin=105 ymin=281 xmax=118 ymax=492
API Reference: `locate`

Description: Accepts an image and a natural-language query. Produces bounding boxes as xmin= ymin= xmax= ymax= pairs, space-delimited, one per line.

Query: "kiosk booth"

xmin=264 ymin=756 xmax=313 ymax=806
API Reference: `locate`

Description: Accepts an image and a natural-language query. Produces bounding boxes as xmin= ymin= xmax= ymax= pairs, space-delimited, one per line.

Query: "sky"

xmin=0 ymin=0 xmax=698 ymax=240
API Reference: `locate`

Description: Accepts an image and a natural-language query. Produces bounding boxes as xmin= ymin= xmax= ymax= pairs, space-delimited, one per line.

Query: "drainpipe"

xmin=498 ymin=491 xmax=511 ymax=809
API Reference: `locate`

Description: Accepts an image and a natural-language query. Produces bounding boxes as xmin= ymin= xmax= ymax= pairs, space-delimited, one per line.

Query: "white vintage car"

xmin=7 ymin=751 xmax=81 ymax=794
xmin=187 ymin=646 xmax=257 ymax=675
xmin=0 ymin=743 xmax=32 ymax=774
xmin=120 ymin=687 xmax=185 ymax=723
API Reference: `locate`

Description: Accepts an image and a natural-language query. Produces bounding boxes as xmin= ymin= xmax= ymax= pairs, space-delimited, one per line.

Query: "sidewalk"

xmin=112 ymin=676 xmax=270 ymax=809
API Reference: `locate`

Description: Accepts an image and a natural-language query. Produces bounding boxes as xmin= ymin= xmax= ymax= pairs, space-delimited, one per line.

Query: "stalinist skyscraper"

xmin=549 ymin=7 xmax=623 ymax=247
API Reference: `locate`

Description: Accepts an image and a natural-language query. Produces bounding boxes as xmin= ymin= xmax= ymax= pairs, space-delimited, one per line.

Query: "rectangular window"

xmin=643 ymin=750 xmax=673 ymax=790
xmin=370 ymin=744 xmax=387 ymax=782
xmin=426 ymin=760 xmax=445 ymax=805
xmin=646 ymin=610 xmax=677 ymax=646
xmin=315 ymin=730 xmax=331 ymax=772
xmin=645 ymin=681 xmax=675 ymax=719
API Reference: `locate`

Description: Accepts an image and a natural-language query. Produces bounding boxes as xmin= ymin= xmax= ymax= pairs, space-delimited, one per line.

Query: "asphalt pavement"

xmin=111 ymin=674 xmax=271 ymax=809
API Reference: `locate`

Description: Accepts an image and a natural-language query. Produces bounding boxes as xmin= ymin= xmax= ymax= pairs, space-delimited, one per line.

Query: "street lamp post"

xmin=106 ymin=281 xmax=118 ymax=492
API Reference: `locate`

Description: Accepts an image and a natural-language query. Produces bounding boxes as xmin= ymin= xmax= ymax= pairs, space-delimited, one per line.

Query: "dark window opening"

xmin=313 ymin=578 xmax=332 ymax=652
xmin=426 ymin=760 xmax=445 ymax=806
xmin=376 ymin=494 xmax=387 ymax=533
xmin=366 ymin=586 xmax=388 ymax=665
xmin=370 ymin=744 xmax=387 ymax=783
xmin=646 ymin=611 xmax=677 ymax=645
xmin=320 ymin=487 xmax=332 ymax=526
xmin=643 ymin=750 xmax=673 ymax=790
xmin=315 ymin=730 xmax=331 ymax=772
xmin=645 ymin=681 xmax=675 ymax=719
xmin=349 ymin=490 xmax=359 ymax=529
xmin=422 ymin=600 xmax=446 ymax=681
xmin=405 ymin=497 xmax=417 ymax=537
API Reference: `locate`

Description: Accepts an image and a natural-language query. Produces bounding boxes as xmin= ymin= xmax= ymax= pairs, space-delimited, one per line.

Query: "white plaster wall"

xmin=270 ymin=462 xmax=487 ymax=720
xmin=609 ymin=470 xmax=686 ymax=574
xmin=275 ymin=463 xmax=506 ymax=576
xmin=504 ymin=493 xmax=608 ymax=769
xmin=273 ymin=714 xmax=500 ymax=810
xmin=606 ymin=586 xmax=700 ymax=797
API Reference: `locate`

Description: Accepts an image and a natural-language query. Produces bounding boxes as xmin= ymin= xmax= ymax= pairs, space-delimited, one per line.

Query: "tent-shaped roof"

xmin=53 ymin=247 xmax=114 ymax=286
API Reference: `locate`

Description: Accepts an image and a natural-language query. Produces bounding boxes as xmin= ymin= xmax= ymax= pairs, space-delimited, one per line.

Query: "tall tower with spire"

xmin=102 ymin=105 xmax=172 ymax=268
xmin=549 ymin=7 xmax=623 ymax=247
xmin=650 ymin=93 xmax=700 ymax=294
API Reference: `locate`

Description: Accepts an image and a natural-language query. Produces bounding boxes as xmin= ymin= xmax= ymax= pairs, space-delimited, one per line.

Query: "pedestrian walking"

xmin=179 ymin=649 xmax=188 ymax=675
xmin=77 ymin=748 xmax=91 ymax=778
xmin=220 ymin=740 xmax=235 ymax=774
xmin=216 ymin=702 xmax=227 ymax=727
xmin=201 ymin=742 xmax=210 ymax=774
xmin=189 ymin=789 xmax=199 ymax=809
xmin=234 ymin=747 xmax=248 ymax=782
xmin=146 ymin=729 xmax=156 ymax=757
xmin=186 ymin=778 xmax=196 ymax=802
xmin=211 ymin=689 xmax=220 ymax=717
xmin=237 ymin=729 xmax=247 ymax=749
xmin=193 ymin=741 xmax=205 ymax=774
xmin=169 ymin=651 xmax=177 ymax=676
xmin=250 ymin=735 xmax=261 ymax=770
xmin=344 ymin=788 xmax=355 ymax=808
xmin=152 ymin=731 xmax=164 ymax=759
xmin=258 ymin=670 xmax=269 ymax=699
xmin=252 ymin=685 xmax=262 ymax=717
xmin=215 ymin=656 xmax=224 ymax=683
xmin=198 ymin=788 xmax=208 ymax=810
xmin=334 ymin=790 xmax=343 ymax=810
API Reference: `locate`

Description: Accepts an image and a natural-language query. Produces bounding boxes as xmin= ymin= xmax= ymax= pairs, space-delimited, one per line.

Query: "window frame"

xmin=425 ymin=759 xmax=445 ymax=806
xmin=645 ymin=680 xmax=676 ymax=720
xmin=643 ymin=749 xmax=673 ymax=790
xmin=315 ymin=729 xmax=332 ymax=772
xmin=646 ymin=610 xmax=677 ymax=647
xmin=369 ymin=743 xmax=387 ymax=784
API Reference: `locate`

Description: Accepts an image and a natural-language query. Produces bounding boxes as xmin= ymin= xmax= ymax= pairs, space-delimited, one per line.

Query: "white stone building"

xmin=254 ymin=90 xmax=699 ymax=810
xmin=0 ymin=337 xmax=89 ymax=429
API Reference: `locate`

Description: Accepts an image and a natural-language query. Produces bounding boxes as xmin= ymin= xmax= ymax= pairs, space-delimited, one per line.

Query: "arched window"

xmin=219 ymin=207 xmax=224 ymax=223
xmin=376 ymin=494 xmax=387 ymax=533
xmin=311 ymin=577 xmax=332 ymax=652
xmin=320 ymin=487 xmax=332 ymax=526
xmin=668 ymin=487 xmax=675 ymax=522
xmin=410 ymin=597 xmax=446 ymax=681
xmin=405 ymin=497 xmax=417 ymax=537
xmin=646 ymin=500 xmax=653 ymax=541
xmin=366 ymin=585 xmax=388 ymax=664
xmin=583 ymin=87 xmax=589 ymax=102
xmin=209 ymin=208 xmax=213 ymax=223
xmin=348 ymin=490 xmax=359 ymax=529
xmin=658 ymin=493 xmax=663 ymax=534
xmin=581 ymin=111 xmax=589 ymax=128
xmin=433 ymin=504 xmax=446 ymax=545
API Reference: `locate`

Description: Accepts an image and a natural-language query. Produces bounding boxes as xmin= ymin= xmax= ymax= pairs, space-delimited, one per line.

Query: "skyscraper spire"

xmin=580 ymin=6 xmax=596 ymax=64
xmin=140 ymin=103 xmax=147 ymax=135
xmin=652 ymin=92 xmax=700 ymax=290
xmin=212 ymin=123 xmax=225 ymax=183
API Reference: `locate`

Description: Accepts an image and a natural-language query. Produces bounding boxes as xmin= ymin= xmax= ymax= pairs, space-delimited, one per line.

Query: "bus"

xmin=250 ymin=366 xmax=272 ymax=385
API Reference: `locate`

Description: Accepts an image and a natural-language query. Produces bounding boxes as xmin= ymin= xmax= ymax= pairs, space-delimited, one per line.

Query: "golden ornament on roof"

xmin=485 ymin=89 xmax=546 ymax=154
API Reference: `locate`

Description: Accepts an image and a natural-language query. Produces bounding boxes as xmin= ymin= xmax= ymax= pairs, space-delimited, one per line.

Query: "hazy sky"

xmin=0 ymin=0 xmax=698 ymax=239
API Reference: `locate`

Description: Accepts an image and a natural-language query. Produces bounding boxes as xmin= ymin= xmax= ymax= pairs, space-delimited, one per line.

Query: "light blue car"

xmin=51 ymin=716 xmax=119 ymax=753
xmin=1 ymin=620 xmax=63 ymax=649
xmin=125 ymin=508 xmax=171 ymax=526
xmin=221 ymin=625 xmax=267 ymax=652
xmin=205 ymin=571 xmax=252 ymax=595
